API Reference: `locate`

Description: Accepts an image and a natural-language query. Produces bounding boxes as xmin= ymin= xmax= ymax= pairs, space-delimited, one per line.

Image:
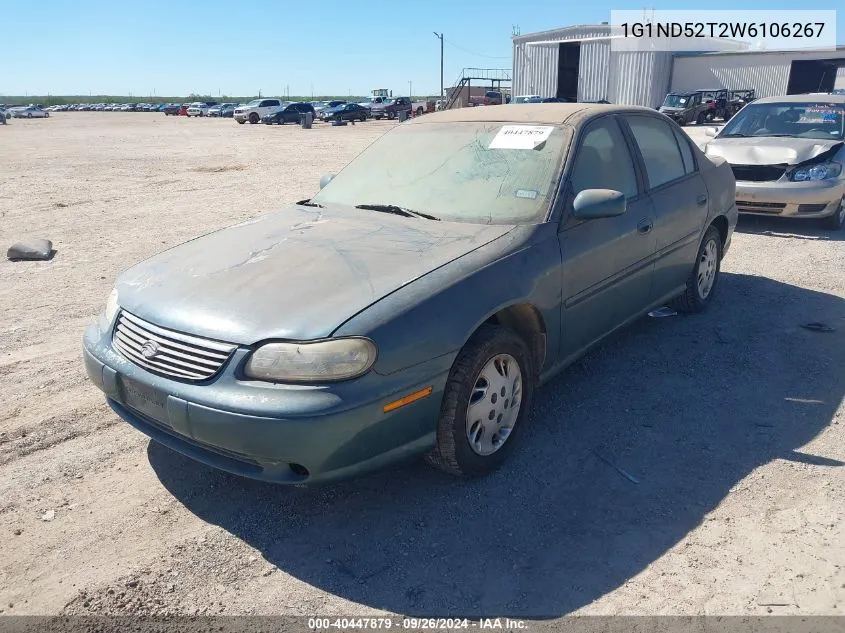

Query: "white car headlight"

xmin=104 ymin=288 xmax=120 ymax=324
xmin=790 ymin=162 xmax=842 ymax=182
xmin=244 ymin=338 xmax=377 ymax=382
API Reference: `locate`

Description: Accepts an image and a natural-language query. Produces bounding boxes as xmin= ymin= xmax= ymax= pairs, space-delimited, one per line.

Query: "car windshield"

xmin=662 ymin=94 xmax=689 ymax=107
xmin=719 ymin=101 xmax=845 ymax=140
xmin=311 ymin=121 xmax=570 ymax=225
xmin=245 ymin=100 xmax=262 ymax=107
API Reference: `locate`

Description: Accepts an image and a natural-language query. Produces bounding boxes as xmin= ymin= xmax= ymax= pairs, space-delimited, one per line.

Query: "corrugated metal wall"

xmin=608 ymin=51 xmax=674 ymax=108
xmin=835 ymin=66 xmax=845 ymax=90
xmin=512 ymin=25 xmax=612 ymax=97
xmin=671 ymin=49 xmax=845 ymax=97
xmin=578 ymin=40 xmax=611 ymax=101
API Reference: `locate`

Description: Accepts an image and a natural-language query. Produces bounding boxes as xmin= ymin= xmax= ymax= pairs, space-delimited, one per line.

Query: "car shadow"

xmin=148 ymin=272 xmax=845 ymax=618
xmin=735 ymin=215 xmax=845 ymax=242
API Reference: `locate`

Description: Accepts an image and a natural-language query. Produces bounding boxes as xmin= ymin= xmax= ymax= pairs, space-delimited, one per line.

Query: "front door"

xmin=558 ymin=116 xmax=657 ymax=360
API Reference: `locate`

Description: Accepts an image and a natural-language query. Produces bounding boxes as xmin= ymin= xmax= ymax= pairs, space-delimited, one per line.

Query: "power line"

xmin=444 ymin=38 xmax=510 ymax=60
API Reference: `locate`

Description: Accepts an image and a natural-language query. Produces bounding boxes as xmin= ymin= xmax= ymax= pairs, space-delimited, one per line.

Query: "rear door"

xmin=557 ymin=115 xmax=657 ymax=359
xmin=621 ymin=115 xmax=710 ymax=302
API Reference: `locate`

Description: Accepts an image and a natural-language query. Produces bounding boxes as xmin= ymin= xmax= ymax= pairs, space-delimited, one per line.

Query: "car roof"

xmin=407 ymin=103 xmax=657 ymax=126
xmin=752 ymin=94 xmax=845 ymax=104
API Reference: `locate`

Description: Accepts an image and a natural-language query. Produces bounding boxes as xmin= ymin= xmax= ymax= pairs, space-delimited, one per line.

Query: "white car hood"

xmin=706 ymin=136 xmax=844 ymax=165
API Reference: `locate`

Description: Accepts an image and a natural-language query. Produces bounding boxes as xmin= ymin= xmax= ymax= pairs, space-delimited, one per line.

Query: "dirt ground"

xmin=1 ymin=113 xmax=843 ymax=618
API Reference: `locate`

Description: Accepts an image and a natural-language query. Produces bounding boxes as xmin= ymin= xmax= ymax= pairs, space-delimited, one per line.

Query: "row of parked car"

xmin=156 ymin=98 xmax=427 ymax=125
xmin=0 ymin=104 xmax=50 ymax=119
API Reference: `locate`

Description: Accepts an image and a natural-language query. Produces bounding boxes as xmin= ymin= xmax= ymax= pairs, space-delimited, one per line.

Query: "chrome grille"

xmin=113 ymin=311 xmax=236 ymax=381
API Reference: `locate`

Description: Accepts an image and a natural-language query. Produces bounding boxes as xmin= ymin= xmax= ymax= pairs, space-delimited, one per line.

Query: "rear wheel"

xmin=671 ymin=225 xmax=722 ymax=313
xmin=426 ymin=325 xmax=534 ymax=478
xmin=696 ymin=112 xmax=706 ymax=125
xmin=821 ymin=198 xmax=845 ymax=231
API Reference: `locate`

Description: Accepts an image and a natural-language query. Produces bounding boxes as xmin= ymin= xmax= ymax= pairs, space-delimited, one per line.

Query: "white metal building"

xmin=670 ymin=47 xmax=845 ymax=97
xmin=512 ymin=25 xmax=747 ymax=108
xmin=512 ymin=25 xmax=845 ymax=107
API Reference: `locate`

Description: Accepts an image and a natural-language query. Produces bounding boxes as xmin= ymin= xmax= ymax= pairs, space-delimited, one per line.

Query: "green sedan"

xmin=82 ymin=104 xmax=738 ymax=484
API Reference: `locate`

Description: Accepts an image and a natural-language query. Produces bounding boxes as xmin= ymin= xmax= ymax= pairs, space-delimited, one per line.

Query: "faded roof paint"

xmin=407 ymin=103 xmax=660 ymax=126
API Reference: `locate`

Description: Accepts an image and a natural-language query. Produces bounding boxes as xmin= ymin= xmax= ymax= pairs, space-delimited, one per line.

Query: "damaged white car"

xmin=703 ymin=94 xmax=845 ymax=230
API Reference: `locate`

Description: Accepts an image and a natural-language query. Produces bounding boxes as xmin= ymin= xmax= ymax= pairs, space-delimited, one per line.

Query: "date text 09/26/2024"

xmin=308 ymin=618 xmax=527 ymax=630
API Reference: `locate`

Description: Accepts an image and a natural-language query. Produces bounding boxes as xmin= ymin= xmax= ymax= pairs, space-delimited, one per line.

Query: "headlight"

xmin=104 ymin=288 xmax=120 ymax=324
xmin=789 ymin=162 xmax=842 ymax=182
xmin=244 ymin=338 xmax=377 ymax=382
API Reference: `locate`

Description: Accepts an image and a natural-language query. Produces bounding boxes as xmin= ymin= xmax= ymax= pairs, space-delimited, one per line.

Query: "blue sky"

xmin=1 ymin=0 xmax=841 ymax=97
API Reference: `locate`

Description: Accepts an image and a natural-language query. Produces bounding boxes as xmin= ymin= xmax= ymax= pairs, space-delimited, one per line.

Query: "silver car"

xmin=703 ymin=94 xmax=845 ymax=230
xmin=12 ymin=106 xmax=49 ymax=119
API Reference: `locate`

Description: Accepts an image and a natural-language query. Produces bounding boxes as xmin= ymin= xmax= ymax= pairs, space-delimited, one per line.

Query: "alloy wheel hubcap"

xmin=465 ymin=354 xmax=523 ymax=456
xmin=697 ymin=239 xmax=718 ymax=299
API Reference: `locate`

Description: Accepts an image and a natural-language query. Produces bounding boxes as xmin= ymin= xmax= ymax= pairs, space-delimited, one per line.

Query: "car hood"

xmin=705 ymin=137 xmax=844 ymax=165
xmin=115 ymin=205 xmax=515 ymax=344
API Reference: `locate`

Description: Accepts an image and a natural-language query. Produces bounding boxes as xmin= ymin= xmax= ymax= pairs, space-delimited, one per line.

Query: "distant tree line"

xmin=0 ymin=93 xmax=373 ymax=106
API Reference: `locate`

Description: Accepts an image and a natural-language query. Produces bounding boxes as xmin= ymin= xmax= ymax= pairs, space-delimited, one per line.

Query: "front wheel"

xmin=671 ymin=225 xmax=722 ymax=313
xmin=248 ymin=113 xmax=259 ymax=124
xmin=426 ymin=325 xmax=535 ymax=478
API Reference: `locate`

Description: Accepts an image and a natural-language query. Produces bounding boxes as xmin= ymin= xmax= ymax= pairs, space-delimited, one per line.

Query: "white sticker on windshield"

xmin=489 ymin=125 xmax=554 ymax=150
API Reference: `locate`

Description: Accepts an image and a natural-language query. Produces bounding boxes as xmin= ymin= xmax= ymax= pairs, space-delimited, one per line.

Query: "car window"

xmin=626 ymin=116 xmax=686 ymax=188
xmin=312 ymin=121 xmax=571 ymax=225
xmin=569 ymin=118 xmax=638 ymax=199
xmin=673 ymin=128 xmax=696 ymax=174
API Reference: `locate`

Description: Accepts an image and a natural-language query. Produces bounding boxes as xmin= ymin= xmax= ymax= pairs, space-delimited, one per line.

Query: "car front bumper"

xmin=735 ymin=178 xmax=845 ymax=219
xmin=82 ymin=316 xmax=451 ymax=484
xmin=233 ymin=113 xmax=250 ymax=122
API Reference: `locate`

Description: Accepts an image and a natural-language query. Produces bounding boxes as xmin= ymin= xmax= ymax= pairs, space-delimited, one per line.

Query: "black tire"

xmin=237 ymin=119 xmax=245 ymax=124
xmin=696 ymin=112 xmax=706 ymax=125
xmin=426 ymin=324 xmax=535 ymax=478
xmin=416 ymin=107 xmax=423 ymax=116
xmin=248 ymin=112 xmax=259 ymax=124
xmin=820 ymin=198 xmax=845 ymax=231
xmin=27 ymin=113 xmax=33 ymax=119
xmin=671 ymin=225 xmax=722 ymax=313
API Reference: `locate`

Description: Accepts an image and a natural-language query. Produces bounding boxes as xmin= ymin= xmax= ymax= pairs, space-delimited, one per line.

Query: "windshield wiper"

xmin=296 ymin=199 xmax=324 ymax=208
xmin=719 ymin=133 xmax=749 ymax=137
xmin=354 ymin=203 xmax=440 ymax=221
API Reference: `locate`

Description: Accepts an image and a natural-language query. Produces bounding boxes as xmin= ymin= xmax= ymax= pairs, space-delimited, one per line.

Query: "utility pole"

xmin=409 ymin=80 xmax=412 ymax=98
xmin=433 ymin=32 xmax=444 ymax=100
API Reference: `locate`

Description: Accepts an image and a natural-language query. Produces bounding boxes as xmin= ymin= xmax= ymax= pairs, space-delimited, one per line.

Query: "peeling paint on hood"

xmin=116 ymin=205 xmax=515 ymax=344
xmin=705 ymin=137 xmax=844 ymax=166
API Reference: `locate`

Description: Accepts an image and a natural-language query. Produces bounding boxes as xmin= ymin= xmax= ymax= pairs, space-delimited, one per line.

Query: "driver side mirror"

xmin=319 ymin=174 xmax=335 ymax=189
xmin=705 ymin=127 xmax=718 ymax=137
xmin=572 ymin=189 xmax=626 ymax=219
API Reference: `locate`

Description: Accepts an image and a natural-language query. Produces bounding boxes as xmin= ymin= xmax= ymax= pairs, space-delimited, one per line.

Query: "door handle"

xmin=696 ymin=194 xmax=708 ymax=206
xmin=637 ymin=219 xmax=653 ymax=234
